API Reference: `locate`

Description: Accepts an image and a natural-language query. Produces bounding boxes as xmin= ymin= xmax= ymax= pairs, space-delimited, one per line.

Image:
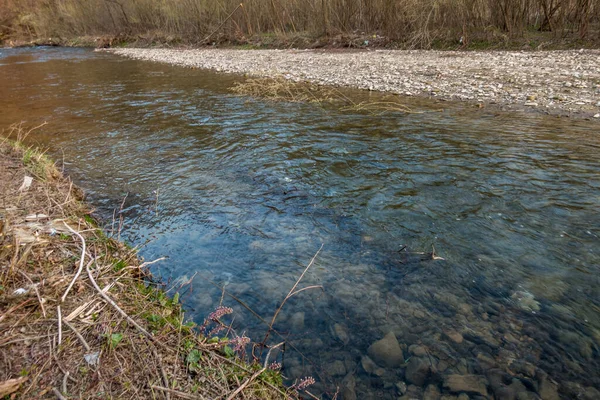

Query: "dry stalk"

xmin=63 ymin=320 xmax=90 ymax=351
xmin=203 ymin=2 xmax=244 ymax=43
xmin=57 ymin=305 xmax=62 ymax=345
xmin=225 ymin=367 xmax=265 ymax=400
xmin=152 ymin=348 xmax=171 ymax=400
xmin=61 ymin=372 xmax=69 ymax=395
xmin=262 ymin=244 xmax=323 ymax=345
xmin=85 ymin=261 xmax=161 ymax=347
xmin=231 ymin=77 xmax=430 ymax=116
xmin=52 ymin=387 xmax=67 ymax=400
xmin=60 ymin=221 xmax=87 ymax=302
xmin=16 ymin=269 xmax=46 ymax=318
xmin=151 ymin=385 xmax=206 ymax=399
xmin=140 ymin=256 xmax=167 ymax=269
xmin=263 ymin=341 xmax=284 ymax=369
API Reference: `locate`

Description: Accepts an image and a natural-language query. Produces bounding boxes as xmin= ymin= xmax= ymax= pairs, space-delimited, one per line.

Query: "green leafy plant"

xmin=22 ymin=148 xmax=34 ymax=165
xmin=186 ymin=349 xmax=203 ymax=372
xmin=108 ymin=333 xmax=123 ymax=349
xmin=223 ymin=345 xmax=235 ymax=358
xmin=112 ymin=259 xmax=127 ymax=272
xmin=260 ymin=369 xmax=283 ymax=387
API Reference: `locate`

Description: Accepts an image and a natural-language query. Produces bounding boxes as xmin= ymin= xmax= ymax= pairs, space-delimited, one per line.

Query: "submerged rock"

xmin=405 ymin=357 xmax=431 ymax=386
xmin=327 ymin=360 xmax=346 ymax=377
xmin=511 ymin=291 xmax=540 ymax=312
xmin=583 ymin=386 xmax=600 ymax=400
xmin=516 ymin=392 xmax=542 ymax=400
xmin=443 ymin=374 xmax=489 ymax=397
xmin=424 ymin=384 xmax=442 ymax=400
xmin=332 ymin=323 xmax=350 ymax=345
xmin=396 ymin=381 xmax=408 ymax=395
xmin=445 ymin=330 xmax=464 ymax=344
xmin=367 ymin=331 xmax=404 ymax=368
xmin=409 ymin=344 xmax=428 ymax=357
xmin=340 ymin=372 xmax=357 ymax=400
xmin=399 ymin=385 xmax=424 ymax=400
xmin=538 ymin=377 xmax=559 ymax=400
xmin=361 ymin=355 xmax=385 ymax=376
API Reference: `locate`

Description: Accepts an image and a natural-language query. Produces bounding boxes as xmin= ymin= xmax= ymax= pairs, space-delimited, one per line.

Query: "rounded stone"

xmin=367 ymin=331 xmax=404 ymax=368
xmin=443 ymin=374 xmax=489 ymax=397
xmin=405 ymin=357 xmax=431 ymax=386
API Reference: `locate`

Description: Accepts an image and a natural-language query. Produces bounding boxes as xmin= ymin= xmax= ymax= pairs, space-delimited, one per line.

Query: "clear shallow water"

xmin=1 ymin=47 xmax=599 ymax=399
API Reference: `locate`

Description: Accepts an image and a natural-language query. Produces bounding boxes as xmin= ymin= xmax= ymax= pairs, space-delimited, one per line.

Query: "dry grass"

xmin=1 ymin=0 xmax=600 ymax=49
xmin=0 ymin=124 xmax=295 ymax=399
xmin=230 ymin=77 xmax=342 ymax=103
xmin=231 ymin=76 xmax=434 ymax=115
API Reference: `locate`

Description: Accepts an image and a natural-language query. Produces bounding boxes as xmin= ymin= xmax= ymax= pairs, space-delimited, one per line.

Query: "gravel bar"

xmin=107 ymin=48 xmax=600 ymax=119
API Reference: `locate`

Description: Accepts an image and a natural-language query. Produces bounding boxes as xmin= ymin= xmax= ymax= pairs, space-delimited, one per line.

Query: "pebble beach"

xmin=107 ymin=48 xmax=600 ymax=118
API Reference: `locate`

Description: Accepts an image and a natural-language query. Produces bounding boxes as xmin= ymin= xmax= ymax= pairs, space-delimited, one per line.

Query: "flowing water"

xmin=1 ymin=47 xmax=599 ymax=399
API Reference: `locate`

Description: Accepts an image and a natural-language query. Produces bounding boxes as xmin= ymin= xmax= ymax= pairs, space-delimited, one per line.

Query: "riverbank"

xmin=106 ymin=48 xmax=600 ymax=119
xmin=0 ymin=125 xmax=293 ymax=399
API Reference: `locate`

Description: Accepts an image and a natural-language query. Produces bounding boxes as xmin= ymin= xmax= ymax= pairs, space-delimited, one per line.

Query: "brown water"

xmin=1 ymin=47 xmax=599 ymax=399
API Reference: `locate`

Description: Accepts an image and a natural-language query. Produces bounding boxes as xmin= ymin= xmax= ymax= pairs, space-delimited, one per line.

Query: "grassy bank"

xmin=0 ymin=124 xmax=296 ymax=399
xmin=1 ymin=0 xmax=600 ymax=50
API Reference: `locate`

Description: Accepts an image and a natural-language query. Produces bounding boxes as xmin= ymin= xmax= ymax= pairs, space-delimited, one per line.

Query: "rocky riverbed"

xmin=106 ymin=48 xmax=600 ymax=118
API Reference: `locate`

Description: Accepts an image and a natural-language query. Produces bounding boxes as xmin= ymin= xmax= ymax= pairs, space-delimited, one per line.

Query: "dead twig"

xmin=152 ymin=348 xmax=170 ymax=400
xmin=85 ymin=261 xmax=165 ymax=349
xmin=264 ymin=341 xmax=284 ymax=369
xmin=60 ymin=221 xmax=87 ymax=302
xmin=52 ymin=387 xmax=67 ymax=400
xmin=262 ymin=244 xmax=323 ymax=345
xmin=16 ymin=269 xmax=46 ymax=318
xmin=203 ymin=3 xmax=243 ymax=43
xmin=63 ymin=320 xmax=90 ymax=351
xmin=61 ymin=372 xmax=69 ymax=396
xmin=0 ymin=299 xmax=34 ymax=323
xmin=139 ymin=256 xmax=167 ymax=269
xmin=225 ymin=367 xmax=265 ymax=400
xmin=151 ymin=385 xmax=206 ymax=400
xmin=57 ymin=305 xmax=62 ymax=345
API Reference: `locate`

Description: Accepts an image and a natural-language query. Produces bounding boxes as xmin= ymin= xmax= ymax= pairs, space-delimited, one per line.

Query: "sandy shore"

xmin=107 ymin=48 xmax=600 ymax=118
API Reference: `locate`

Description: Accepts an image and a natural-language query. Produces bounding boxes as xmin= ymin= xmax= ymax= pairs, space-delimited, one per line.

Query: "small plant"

xmin=292 ymin=376 xmax=316 ymax=391
xmin=260 ymin=368 xmax=283 ymax=387
xmin=22 ymin=148 xmax=34 ymax=165
xmin=230 ymin=335 xmax=250 ymax=358
xmin=186 ymin=349 xmax=203 ymax=372
xmin=112 ymin=259 xmax=127 ymax=272
xmin=107 ymin=333 xmax=123 ymax=349
xmin=200 ymin=306 xmax=233 ymax=337
xmin=222 ymin=345 xmax=235 ymax=358
xmin=83 ymin=214 xmax=96 ymax=225
xmin=144 ymin=313 xmax=167 ymax=331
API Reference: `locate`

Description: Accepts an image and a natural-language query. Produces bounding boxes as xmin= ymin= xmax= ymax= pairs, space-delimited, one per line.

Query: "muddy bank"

xmin=106 ymin=48 xmax=600 ymax=119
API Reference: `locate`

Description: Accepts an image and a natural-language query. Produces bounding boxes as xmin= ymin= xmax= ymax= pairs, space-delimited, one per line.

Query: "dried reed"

xmin=231 ymin=76 xmax=434 ymax=115
xmin=2 ymin=0 xmax=599 ymax=48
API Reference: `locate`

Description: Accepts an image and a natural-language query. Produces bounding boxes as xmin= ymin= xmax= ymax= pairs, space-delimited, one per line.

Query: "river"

xmin=1 ymin=47 xmax=599 ymax=399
